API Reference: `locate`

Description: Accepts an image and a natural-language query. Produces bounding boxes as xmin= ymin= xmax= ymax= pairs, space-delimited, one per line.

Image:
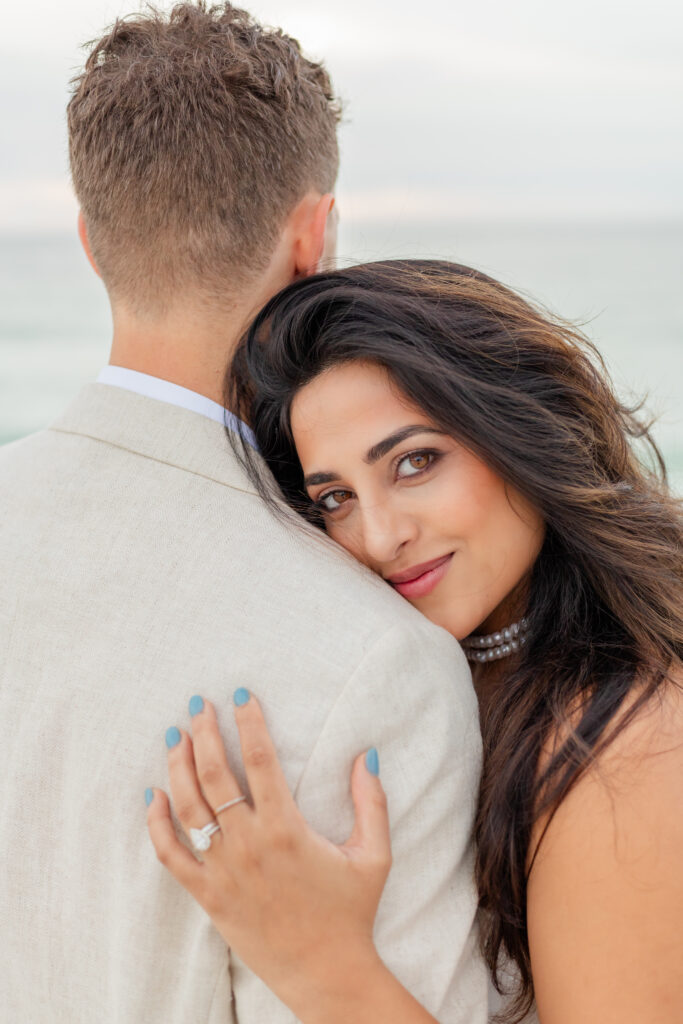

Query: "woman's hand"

xmin=145 ymin=689 xmax=392 ymax=1019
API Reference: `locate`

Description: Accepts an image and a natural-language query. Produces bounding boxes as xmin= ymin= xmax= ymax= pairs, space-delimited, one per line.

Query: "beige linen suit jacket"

xmin=0 ymin=383 xmax=486 ymax=1024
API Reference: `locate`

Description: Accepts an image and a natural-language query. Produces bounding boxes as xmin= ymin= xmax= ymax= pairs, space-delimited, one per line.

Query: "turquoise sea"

xmin=1 ymin=222 xmax=681 ymax=490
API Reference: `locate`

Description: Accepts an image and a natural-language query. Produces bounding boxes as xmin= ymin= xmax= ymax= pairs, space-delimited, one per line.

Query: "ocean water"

xmin=1 ymin=223 xmax=681 ymax=490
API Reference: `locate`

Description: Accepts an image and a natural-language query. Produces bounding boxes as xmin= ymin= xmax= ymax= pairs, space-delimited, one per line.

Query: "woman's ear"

xmin=77 ymin=211 xmax=101 ymax=278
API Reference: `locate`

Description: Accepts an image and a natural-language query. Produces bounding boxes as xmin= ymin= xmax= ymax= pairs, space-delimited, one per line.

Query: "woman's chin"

xmin=408 ymin=600 xmax=486 ymax=643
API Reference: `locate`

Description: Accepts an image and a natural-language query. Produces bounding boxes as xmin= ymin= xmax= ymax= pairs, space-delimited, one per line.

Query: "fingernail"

xmin=189 ymin=695 xmax=204 ymax=717
xmin=365 ymin=748 xmax=380 ymax=776
xmin=233 ymin=687 xmax=250 ymax=707
xmin=165 ymin=726 xmax=181 ymax=749
xmin=145 ymin=787 xmax=154 ymax=807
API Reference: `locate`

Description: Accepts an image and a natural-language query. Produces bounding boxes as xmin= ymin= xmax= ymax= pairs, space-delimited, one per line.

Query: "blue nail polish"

xmin=189 ymin=695 xmax=204 ymax=717
xmin=165 ymin=726 xmax=181 ymax=749
xmin=145 ymin=787 xmax=154 ymax=807
xmin=365 ymin=748 xmax=380 ymax=776
xmin=233 ymin=687 xmax=250 ymax=707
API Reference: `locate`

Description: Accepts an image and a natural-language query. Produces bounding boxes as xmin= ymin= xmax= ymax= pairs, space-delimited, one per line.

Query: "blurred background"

xmin=1 ymin=0 xmax=681 ymax=487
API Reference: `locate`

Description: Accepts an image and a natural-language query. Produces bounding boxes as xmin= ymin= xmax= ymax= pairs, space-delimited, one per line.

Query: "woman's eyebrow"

xmin=365 ymin=425 xmax=446 ymax=464
xmin=303 ymin=426 xmax=447 ymax=488
xmin=303 ymin=471 xmax=338 ymax=488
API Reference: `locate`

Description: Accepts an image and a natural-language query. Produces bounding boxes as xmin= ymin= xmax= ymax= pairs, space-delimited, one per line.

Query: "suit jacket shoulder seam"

xmin=48 ymin=425 xmax=258 ymax=497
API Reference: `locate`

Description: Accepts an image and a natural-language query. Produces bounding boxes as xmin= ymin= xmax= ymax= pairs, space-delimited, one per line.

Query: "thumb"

xmin=342 ymin=748 xmax=392 ymax=867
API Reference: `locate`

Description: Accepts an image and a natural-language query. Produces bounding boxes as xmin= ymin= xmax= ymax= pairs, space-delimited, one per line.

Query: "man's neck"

xmin=108 ymin=297 xmax=262 ymax=405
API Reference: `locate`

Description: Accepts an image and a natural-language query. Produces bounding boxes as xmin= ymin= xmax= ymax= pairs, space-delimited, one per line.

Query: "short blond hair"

xmin=68 ymin=2 xmax=341 ymax=312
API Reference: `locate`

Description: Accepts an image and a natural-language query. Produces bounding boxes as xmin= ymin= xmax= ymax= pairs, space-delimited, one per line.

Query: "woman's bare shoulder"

xmin=526 ymin=665 xmax=683 ymax=1023
xmin=535 ymin=662 xmax=683 ymax=791
xmin=530 ymin=664 xmax=683 ymax=869
xmin=593 ymin=662 xmax=683 ymax=773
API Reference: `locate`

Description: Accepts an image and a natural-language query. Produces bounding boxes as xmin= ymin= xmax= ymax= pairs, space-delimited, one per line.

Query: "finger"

xmin=165 ymin=724 xmax=220 ymax=845
xmin=146 ymin=787 xmax=204 ymax=890
xmin=232 ymin=689 xmax=294 ymax=816
xmin=188 ymin=697 xmax=249 ymax=827
xmin=342 ymin=749 xmax=392 ymax=869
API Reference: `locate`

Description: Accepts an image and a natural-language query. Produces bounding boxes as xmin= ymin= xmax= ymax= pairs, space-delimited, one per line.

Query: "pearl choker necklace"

xmin=461 ymin=617 xmax=529 ymax=663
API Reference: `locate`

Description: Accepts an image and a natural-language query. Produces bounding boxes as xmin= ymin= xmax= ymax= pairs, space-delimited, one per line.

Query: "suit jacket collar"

xmin=49 ymin=383 xmax=261 ymax=495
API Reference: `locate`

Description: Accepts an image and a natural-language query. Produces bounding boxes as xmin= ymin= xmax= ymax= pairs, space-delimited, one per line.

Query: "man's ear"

xmin=77 ymin=211 xmax=101 ymax=278
xmin=291 ymin=193 xmax=336 ymax=278
xmin=319 ymin=198 xmax=338 ymax=270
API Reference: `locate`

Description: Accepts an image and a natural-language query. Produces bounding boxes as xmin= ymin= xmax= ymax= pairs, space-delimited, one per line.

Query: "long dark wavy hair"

xmin=225 ymin=260 xmax=683 ymax=1021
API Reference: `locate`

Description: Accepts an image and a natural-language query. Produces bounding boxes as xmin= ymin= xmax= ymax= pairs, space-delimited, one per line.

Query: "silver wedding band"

xmin=215 ymin=795 xmax=247 ymax=814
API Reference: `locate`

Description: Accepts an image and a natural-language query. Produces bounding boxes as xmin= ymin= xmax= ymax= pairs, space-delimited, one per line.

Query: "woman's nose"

xmin=359 ymin=497 xmax=419 ymax=565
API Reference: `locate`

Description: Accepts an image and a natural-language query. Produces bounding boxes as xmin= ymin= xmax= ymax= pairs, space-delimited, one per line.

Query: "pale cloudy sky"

xmin=1 ymin=0 xmax=681 ymax=230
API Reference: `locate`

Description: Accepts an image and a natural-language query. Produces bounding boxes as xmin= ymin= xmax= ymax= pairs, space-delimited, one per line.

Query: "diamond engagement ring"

xmin=189 ymin=820 xmax=221 ymax=853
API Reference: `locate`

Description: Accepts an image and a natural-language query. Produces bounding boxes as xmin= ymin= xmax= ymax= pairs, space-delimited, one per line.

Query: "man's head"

xmin=68 ymin=2 xmax=341 ymax=317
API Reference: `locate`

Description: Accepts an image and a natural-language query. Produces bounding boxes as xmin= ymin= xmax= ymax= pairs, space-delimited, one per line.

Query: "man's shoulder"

xmin=220 ymin=499 xmax=469 ymax=682
xmin=0 ymin=429 xmax=46 ymax=461
xmin=0 ymin=413 xmax=455 ymax=659
xmin=0 ymin=423 xmax=91 ymax=497
xmin=0 ymin=400 xmax=470 ymax=695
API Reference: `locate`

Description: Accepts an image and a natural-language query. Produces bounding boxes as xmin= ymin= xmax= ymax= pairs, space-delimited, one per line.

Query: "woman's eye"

xmin=396 ymin=451 xmax=437 ymax=478
xmin=318 ymin=489 xmax=353 ymax=512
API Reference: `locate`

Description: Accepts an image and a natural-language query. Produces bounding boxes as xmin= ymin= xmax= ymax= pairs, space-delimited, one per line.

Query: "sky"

xmin=1 ymin=0 xmax=682 ymax=230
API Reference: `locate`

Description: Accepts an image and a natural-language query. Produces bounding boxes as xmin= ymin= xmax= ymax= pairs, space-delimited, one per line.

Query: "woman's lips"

xmin=387 ymin=553 xmax=453 ymax=599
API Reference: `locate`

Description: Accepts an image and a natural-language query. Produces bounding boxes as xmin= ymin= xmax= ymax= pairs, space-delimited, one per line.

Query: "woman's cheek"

xmin=427 ymin=470 xmax=489 ymax=537
xmin=327 ymin=517 xmax=366 ymax=564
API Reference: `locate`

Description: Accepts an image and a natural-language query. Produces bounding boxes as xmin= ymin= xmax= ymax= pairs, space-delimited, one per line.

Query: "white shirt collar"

xmin=96 ymin=366 xmax=258 ymax=450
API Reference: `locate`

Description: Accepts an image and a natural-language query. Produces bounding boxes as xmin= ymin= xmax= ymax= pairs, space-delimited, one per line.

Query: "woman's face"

xmin=290 ymin=360 xmax=545 ymax=640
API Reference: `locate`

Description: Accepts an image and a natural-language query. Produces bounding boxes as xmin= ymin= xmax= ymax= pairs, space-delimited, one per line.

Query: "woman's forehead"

xmin=290 ymin=362 xmax=439 ymax=470
xmin=291 ymin=363 xmax=426 ymax=438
